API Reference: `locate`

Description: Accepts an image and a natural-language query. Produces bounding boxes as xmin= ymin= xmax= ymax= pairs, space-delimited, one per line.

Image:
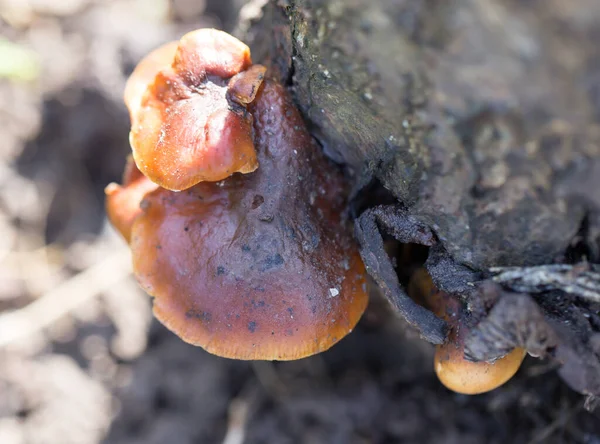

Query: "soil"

xmin=0 ymin=1 xmax=599 ymax=444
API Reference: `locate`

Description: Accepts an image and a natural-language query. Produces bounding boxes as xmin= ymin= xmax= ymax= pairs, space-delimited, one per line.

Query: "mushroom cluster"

xmin=106 ymin=29 xmax=368 ymax=360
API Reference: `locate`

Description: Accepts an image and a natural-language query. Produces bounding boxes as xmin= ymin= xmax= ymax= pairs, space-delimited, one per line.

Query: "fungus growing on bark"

xmin=409 ymin=269 xmax=526 ymax=394
xmin=107 ymin=29 xmax=368 ymax=360
xmin=105 ymin=156 xmax=157 ymax=243
xmin=125 ymin=29 xmax=260 ymax=191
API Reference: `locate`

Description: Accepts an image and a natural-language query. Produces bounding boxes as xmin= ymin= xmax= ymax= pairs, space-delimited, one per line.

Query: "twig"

xmin=221 ymin=385 xmax=258 ymax=444
xmin=0 ymin=248 xmax=132 ymax=348
xmin=1 ymin=244 xmax=64 ymax=283
xmin=490 ymin=263 xmax=600 ymax=303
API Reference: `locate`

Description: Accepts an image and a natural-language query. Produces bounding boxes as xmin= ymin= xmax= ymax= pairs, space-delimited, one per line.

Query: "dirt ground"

xmin=0 ymin=1 xmax=599 ymax=443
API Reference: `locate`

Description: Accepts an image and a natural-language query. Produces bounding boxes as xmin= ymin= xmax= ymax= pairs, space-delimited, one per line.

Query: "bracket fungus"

xmin=409 ymin=269 xmax=526 ymax=395
xmin=106 ymin=29 xmax=368 ymax=360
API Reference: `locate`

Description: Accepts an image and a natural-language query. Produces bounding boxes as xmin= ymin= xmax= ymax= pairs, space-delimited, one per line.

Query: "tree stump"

xmin=243 ymin=0 xmax=600 ymax=399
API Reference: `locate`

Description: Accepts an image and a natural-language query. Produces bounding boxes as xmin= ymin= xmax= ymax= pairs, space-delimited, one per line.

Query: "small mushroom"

xmin=125 ymin=29 xmax=262 ymax=191
xmin=105 ymin=156 xmax=158 ymax=242
xmin=409 ymin=269 xmax=526 ymax=394
xmin=129 ymin=79 xmax=368 ymax=360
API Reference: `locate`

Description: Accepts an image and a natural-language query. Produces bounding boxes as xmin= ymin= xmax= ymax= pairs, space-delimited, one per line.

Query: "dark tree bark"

xmin=243 ymin=0 xmax=600 ymax=398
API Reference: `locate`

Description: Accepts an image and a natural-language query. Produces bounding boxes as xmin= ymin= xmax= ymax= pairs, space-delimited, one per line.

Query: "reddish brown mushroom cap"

xmin=129 ymin=81 xmax=368 ymax=360
xmin=105 ymin=156 xmax=158 ymax=242
xmin=172 ymin=28 xmax=252 ymax=81
xmin=125 ymin=29 xmax=261 ymax=191
xmin=124 ymin=41 xmax=178 ymax=118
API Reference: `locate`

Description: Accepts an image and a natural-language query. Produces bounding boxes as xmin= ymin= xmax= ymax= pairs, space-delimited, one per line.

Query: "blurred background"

xmin=0 ymin=1 xmax=599 ymax=443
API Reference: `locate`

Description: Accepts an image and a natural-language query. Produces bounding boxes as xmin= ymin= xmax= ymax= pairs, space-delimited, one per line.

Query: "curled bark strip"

xmin=425 ymin=244 xmax=482 ymax=298
xmin=490 ymin=263 xmax=600 ymax=303
xmin=464 ymin=288 xmax=559 ymax=362
xmin=355 ymin=206 xmax=447 ymax=344
xmin=465 ymin=284 xmax=600 ymax=396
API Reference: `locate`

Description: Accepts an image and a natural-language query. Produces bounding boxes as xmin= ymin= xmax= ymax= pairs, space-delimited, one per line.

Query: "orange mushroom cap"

xmin=409 ymin=269 xmax=526 ymax=395
xmin=434 ymin=337 xmax=526 ymax=395
xmin=129 ymin=80 xmax=368 ymax=360
xmin=125 ymin=29 xmax=261 ymax=191
xmin=105 ymin=156 xmax=158 ymax=242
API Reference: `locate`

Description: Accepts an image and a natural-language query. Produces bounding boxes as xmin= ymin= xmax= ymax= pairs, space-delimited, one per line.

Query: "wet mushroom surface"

xmin=106 ymin=29 xmax=369 ymax=361
xmin=130 ymin=80 xmax=368 ymax=360
xmin=125 ymin=29 xmax=260 ymax=191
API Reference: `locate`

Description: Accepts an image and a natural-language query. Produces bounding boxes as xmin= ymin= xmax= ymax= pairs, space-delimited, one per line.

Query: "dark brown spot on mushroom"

xmin=185 ymin=309 xmax=212 ymax=323
xmin=252 ymin=194 xmax=265 ymax=209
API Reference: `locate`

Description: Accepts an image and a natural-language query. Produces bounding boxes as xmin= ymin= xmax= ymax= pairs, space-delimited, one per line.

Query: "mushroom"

xmin=125 ymin=29 xmax=261 ymax=191
xmin=409 ymin=269 xmax=526 ymax=394
xmin=109 ymin=29 xmax=369 ymax=360
xmin=105 ymin=156 xmax=158 ymax=243
xmin=130 ymin=80 xmax=367 ymax=360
